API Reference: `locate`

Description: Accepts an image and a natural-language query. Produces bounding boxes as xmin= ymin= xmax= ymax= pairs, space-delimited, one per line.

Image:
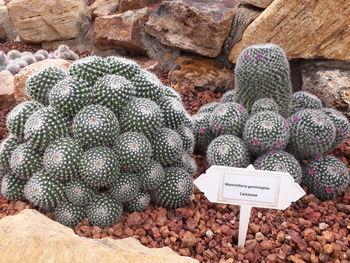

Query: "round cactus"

xmin=49 ymin=76 xmax=93 ymax=118
xmin=197 ymin=102 xmax=221 ymax=114
xmin=43 ymin=137 xmax=83 ymax=182
xmin=173 ymin=153 xmax=197 ymax=177
xmin=26 ymin=66 xmax=67 ymax=105
xmin=35 ymin=49 xmax=49 ymax=58
xmin=24 ymin=106 xmax=69 ymax=150
xmin=64 ymin=179 xmax=96 ymax=206
xmin=221 ymin=90 xmax=236 ymax=103
xmin=1 ymin=172 xmax=27 ymax=201
xmin=6 ymin=101 xmax=43 ymax=138
xmin=209 ymin=102 xmax=249 ymax=137
xmin=104 ymin=56 xmax=140 ymax=79
xmin=288 ymin=109 xmax=336 ymax=159
xmin=243 ymin=111 xmax=290 ymax=156
xmin=24 ymin=170 xmax=66 ymax=210
xmin=6 ymin=62 xmax=21 ymax=75
xmin=21 ymin=54 xmax=36 ymax=65
xmin=289 ymin=91 xmax=322 ymax=115
xmin=234 ymin=43 xmax=292 ymax=117
xmin=152 ymin=167 xmax=193 ymax=208
xmin=193 ymin=113 xmax=215 ymax=154
xmin=207 ymin=135 xmax=250 ymax=167
xmin=54 ymin=201 xmax=85 ymax=227
xmin=158 ymin=98 xmax=187 ymax=129
xmin=177 ymin=125 xmax=195 ymax=154
xmin=125 ymin=191 xmax=151 ymax=212
xmin=85 ymin=193 xmax=123 ymax=228
xmin=109 ymin=173 xmax=140 ymax=203
xmin=0 ymin=135 xmax=20 ymax=172
xmin=7 ymin=50 xmax=21 ymax=60
xmin=114 ymin=132 xmax=152 ymax=172
xmin=131 ymin=69 xmax=163 ymax=100
xmin=137 ymin=160 xmax=165 ymax=191
xmin=72 ymin=105 xmax=120 ymax=148
xmin=303 ymin=156 xmax=349 ymax=200
xmin=254 ymin=150 xmax=302 ymax=183
xmin=251 ymin=98 xmax=279 ymax=115
xmin=13 ymin=58 xmax=28 ymax=68
xmin=79 ymin=146 xmax=119 ymax=189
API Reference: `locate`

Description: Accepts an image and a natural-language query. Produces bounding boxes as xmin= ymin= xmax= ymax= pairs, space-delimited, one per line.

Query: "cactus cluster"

xmin=197 ymin=43 xmax=349 ymax=201
xmin=0 ymin=45 xmax=79 ymax=75
xmin=0 ymin=55 xmax=195 ymax=228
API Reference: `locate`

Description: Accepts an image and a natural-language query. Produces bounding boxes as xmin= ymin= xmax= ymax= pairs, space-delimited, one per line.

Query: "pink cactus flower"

xmin=293 ymin=116 xmax=300 ymax=121
xmin=255 ymin=54 xmax=263 ymax=59
xmin=268 ymin=150 xmax=276 ymax=155
xmin=243 ymin=54 xmax=250 ymax=59
xmin=198 ymin=128 xmax=206 ymax=134
xmin=238 ymin=105 xmax=244 ymax=111
xmin=325 ymin=187 xmax=334 ymax=193
xmin=253 ymin=139 xmax=261 ymax=146
xmin=308 ymin=168 xmax=316 ymax=175
xmin=284 ymin=125 xmax=290 ymax=131
xmin=338 ymin=130 xmax=345 ymax=135
xmin=214 ymin=124 xmax=221 ymax=131
xmin=313 ymin=155 xmax=321 ymax=160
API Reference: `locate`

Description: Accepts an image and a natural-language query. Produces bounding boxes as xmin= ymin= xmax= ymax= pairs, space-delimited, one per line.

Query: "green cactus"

xmin=24 ymin=106 xmax=69 ymax=150
xmin=158 ymin=97 xmax=187 ymax=129
xmin=207 ymin=135 xmax=250 ymax=167
xmin=234 ymin=43 xmax=292 ymax=116
xmin=209 ymin=102 xmax=248 ymax=137
xmin=173 ymin=153 xmax=197 ymax=177
xmin=24 ymin=170 xmax=66 ymax=210
xmin=131 ymin=69 xmax=163 ymax=101
xmin=120 ymin=98 xmax=163 ymax=137
xmin=79 ymin=146 xmax=120 ymax=189
xmin=322 ymin=108 xmax=350 ymax=149
xmin=7 ymin=50 xmax=21 ymax=60
xmin=114 ymin=132 xmax=153 ymax=172
xmin=289 ymin=91 xmax=322 ymax=115
xmin=288 ymin=109 xmax=336 ymax=159
xmin=243 ymin=111 xmax=290 ymax=156
xmin=64 ymin=179 xmax=96 ymax=207
xmin=26 ymin=66 xmax=67 ymax=105
xmin=254 ymin=150 xmax=302 ymax=183
xmin=1 ymin=172 xmax=26 ymax=201
xmin=0 ymin=135 xmax=20 ymax=172
xmin=94 ymin=74 xmax=135 ymax=115
xmin=151 ymin=128 xmax=183 ymax=166
xmin=104 ymin=56 xmax=140 ymax=79
xmin=43 ymin=137 xmax=83 ymax=182
xmin=302 ymin=156 xmax=349 ymax=200
xmin=21 ymin=54 xmax=36 ymax=65
xmin=72 ymin=105 xmax=120 ymax=148
xmin=6 ymin=62 xmax=21 ymax=75
xmin=251 ymin=98 xmax=279 ymax=115
xmin=152 ymin=167 xmax=193 ymax=208
xmin=137 ymin=160 xmax=165 ymax=191
xmin=54 ymin=201 xmax=85 ymax=227
xmin=49 ymin=76 xmax=93 ymax=118
xmin=125 ymin=191 xmax=151 ymax=212
xmin=197 ymin=102 xmax=221 ymax=114
xmin=177 ymin=125 xmax=195 ymax=154
xmin=85 ymin=193 xmax=123 ymax=228
xmin=193 ymin=112 xmax=215 ymax=154
xmin=109 ymin=173 xmax=140 ymax=203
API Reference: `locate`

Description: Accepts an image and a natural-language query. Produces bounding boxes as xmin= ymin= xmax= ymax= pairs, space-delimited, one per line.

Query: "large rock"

xmin=0 ymin=2 xmax=17 ymax=40
xmin=0 ymin=209 xmax=198 ymax=263
xmin=14 ymin=59 xmax=71 ymax=102
xmin=0 ymin=71 xmax=16 ymax=107
xmin=7 ymin=0 xmax=88 ymax=43
xmin=170 ymin=55 xmax=234 ymax=92
xmin=118 ymin=0 xmax=150 ymax=13
xmin=92 ymin=8 xmax=152 ymax=54
xmin=301 ymin=60 xmax=350 ymax=119
xmin=239 ymin=0 xmax=274 ymax=8
xmin=145 ymin=0 xmax=240 ymax=58
xmin=89 ymin=0 xmax=119 ymax=18
xmin=229 ymin=0 xmax=350 ymax=63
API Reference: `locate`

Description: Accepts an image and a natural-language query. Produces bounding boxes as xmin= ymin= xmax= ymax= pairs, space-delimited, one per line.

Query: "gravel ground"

xmin=0 ymin=50 xmax=349 ymax=263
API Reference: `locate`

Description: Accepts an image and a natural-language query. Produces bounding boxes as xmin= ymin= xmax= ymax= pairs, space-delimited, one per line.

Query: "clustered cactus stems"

xmin=234 ymin=43 xmax=292 ymax=117
xmin=302 ymin=156 xmax=349 ymax=200
xmin=0 ymin=46 xmax=79 ymax=75
xmin=289 ymin=91 xmax=322 ymax=115
xmin=0 ymin=55 xmax=195 ymax=228
xmin=198 ymin=43 xmax=350 ymax=201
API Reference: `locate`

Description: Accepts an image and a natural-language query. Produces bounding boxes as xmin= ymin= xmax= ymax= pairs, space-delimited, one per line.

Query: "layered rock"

xmin=301 ymin=60 xmax=350 ymax=118
xmin=92 ymin=8 xmax=152 ymax=54
xmin=239 ymin=0 xmax=273 ymax=8
xmin=0 ymin=209 xmax=198 ymax=263
xmin=14 ymin=59 xmax=71 ymax=102
xmin=0 ymin=1 xmax=17 ymax=40
xmin=0 ymin=71 xmax=16 ymax=107
xmin=229 ymin=0 xmax=350 ymax=63
xmin=7 ymin=0 xmax=88 ymax=43
xmin=118 ymin=0 xmax=150 ymax=13
xmin=170 ymin=55 xmax=234 ymax=92
xmin=89 ymin=0 xmax=119 ymax=18
xmin=145 ymin=0 xmax=239 ymax=58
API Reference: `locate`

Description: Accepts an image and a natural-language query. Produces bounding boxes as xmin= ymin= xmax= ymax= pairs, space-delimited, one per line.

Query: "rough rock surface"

xmin=145 ymin=0 xmax=239 ymax=58
xmin=239 ymin=0 xmax=273 ymax=8
xmin=170 ymin=55 xmax=234 ymax=92
xmin=301 ymin=60 xmax=350 ymax=118
xmin=0 ymin=1 xmax=17 ymax=40
xmin=229 ymin=0 xmax=350 ymax=63
xmin=0 ymin=71 xmax=15 ymax=107
xmin=92 ymin=8 xmax=152 ymax=54
xmin=7 ymin=0 xmax=88 ymax=43
xmin=14 ymin=59 xmax=71 ymax=102
xmin=118 ymin=0 xmax=150 ymax=13
xmin=89 ymin=0 xmax=119 ymax=18
xmin=0 ymin=209 xmax=198 ymax=263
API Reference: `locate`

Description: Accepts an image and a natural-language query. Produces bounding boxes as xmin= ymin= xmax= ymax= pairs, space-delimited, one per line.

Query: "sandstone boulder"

xmin=0 ymin=209 xmax=198 ymax=263
xmin=89 ymin=0 xmax=119 ymax=18
xmin=170 ymin=55 xmax=234 ymax=91
xmin=145 ymin=0 xmax=239 ymax=58
xmin=14 ymin=59 xmax=71 ymax=102
xmin=239 ymin=0 xmax=273 ymax=8
xmin=301 ymin=61 xmax=350 ymax=119
xmin=118 ymin=0 xmax=150 ymax=13
xmin=0 ymin=71 xmax=16 ymax=107
xmin=229 ymin=0 xmax=350 ymax=63
xmin=92 ymin=8 xmax=152 ymax=54
xmin=8 ymin=0 xmax=88 ymax=43
xmin=0 ymin=3 xmax=17 ymax=40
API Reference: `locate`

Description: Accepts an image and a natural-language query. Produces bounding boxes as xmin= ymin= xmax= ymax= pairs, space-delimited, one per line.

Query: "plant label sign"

xmin=194 ymin=164 xmax=305 ymax=247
